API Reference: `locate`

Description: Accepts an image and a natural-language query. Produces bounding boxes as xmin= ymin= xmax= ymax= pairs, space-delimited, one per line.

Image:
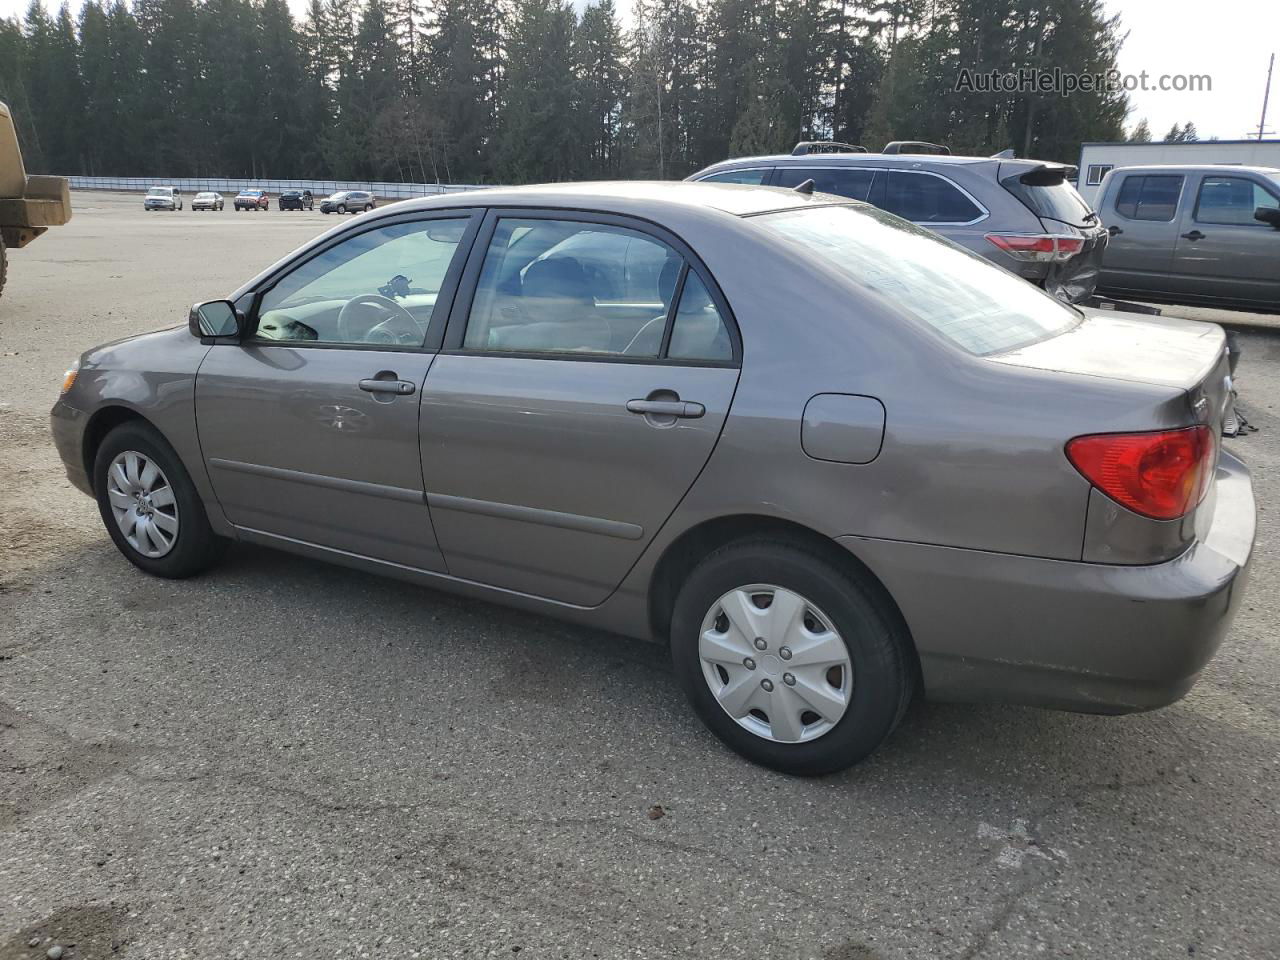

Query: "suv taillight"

xmin=985 ymin=233 xmax=1085 ymax=262
xmin=1066 ymin=426 xmax=1215 ymax=521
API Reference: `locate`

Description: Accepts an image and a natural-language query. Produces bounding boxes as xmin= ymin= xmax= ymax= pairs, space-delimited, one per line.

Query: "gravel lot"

xmin=1 ymin=191 xmax=1277 ymax=960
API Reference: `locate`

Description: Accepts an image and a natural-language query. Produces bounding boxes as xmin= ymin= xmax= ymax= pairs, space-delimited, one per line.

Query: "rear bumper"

xmin=840 ymin=451 xmax=1256 ymax=713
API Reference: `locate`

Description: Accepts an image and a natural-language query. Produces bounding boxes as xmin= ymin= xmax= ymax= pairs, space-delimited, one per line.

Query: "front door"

xmin=419 ymin=213 xmax=741 ymax=606
xmin=195 ymin=213 xmax=476 ymax=570
xmin=1171 ymin=172 xmax=1280 ymax=307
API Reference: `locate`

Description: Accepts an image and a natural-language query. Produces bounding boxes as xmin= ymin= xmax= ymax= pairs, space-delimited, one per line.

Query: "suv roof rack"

xmin=882 ymin=141 xmax=951 ymax=156
xmin=792 ymin=141 xmax=868 ymax=156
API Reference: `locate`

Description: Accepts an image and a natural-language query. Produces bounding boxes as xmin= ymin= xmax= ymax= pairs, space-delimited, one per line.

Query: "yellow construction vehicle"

xmin=0 ymin=100 xmax=72 ymax=298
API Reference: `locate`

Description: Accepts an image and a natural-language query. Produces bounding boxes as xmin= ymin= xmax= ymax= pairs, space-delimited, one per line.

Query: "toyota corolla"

xmin=50 ymin=182 xmax=1256 ymax=774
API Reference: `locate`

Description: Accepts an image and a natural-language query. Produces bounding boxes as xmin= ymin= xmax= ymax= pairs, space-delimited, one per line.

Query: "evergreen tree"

xmin=495 ymin=0 xmax=577 ymax=183
xmin=1128 ymin=117 xmax=1152 ymax=142
xmin=574 ymin=0 xmax=624 ymax=177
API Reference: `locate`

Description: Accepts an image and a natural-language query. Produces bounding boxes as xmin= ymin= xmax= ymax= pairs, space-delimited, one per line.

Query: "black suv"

xmin=279 ymin=189 xmax=314 ymax=211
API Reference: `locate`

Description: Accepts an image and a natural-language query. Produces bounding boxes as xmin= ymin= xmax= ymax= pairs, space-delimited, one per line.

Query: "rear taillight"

xmin=1066 ymin=426 xmax=1215 ymax=521
xmin=985 ymin=233 xmax=1085 ymax=262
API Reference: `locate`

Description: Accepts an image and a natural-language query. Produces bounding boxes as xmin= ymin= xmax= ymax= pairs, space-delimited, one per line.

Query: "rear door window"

xmin=877 ymin=171 xmax=983 ymax=223
xmin=1114 ymin=175 xmax=1183 ymax=221
xmin=700 ymin=169 xmax=770 ymax=185
xmin=1194 ymin=176 xmax=1280 ymax=226
xmin=774 ymin=166 xmax=876 ymax=201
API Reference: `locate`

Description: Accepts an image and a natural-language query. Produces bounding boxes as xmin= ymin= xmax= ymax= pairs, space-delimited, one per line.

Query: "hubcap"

xmin=106 ymin=451 xmax=179 ymax=558
xmin=698 ymin=584 xmax=853 ymax=743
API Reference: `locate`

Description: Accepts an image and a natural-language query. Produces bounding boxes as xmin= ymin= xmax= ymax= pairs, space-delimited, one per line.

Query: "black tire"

xmin=336 ymin=203 xmax=347 ymax=214
xmin=93 ymin=421 xmax=226 ymax=579
xmin=670 ymin=538 xmax=914 ymax=776
xmin=364 ymin=203 xmax=372 ymax=212
xmin=0 ymin=232 xmax=7 ymax=299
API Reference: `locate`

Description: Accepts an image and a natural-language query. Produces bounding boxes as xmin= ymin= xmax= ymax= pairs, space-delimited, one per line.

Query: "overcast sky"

xmin=1 ymin=0 xmax=1275 ymax=143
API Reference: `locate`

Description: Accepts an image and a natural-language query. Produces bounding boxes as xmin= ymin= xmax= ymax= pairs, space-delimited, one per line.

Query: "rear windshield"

xmin=1003 ymin=171 xmax=1095 ymax=226
xmin=147 ymin=188 xmax=170 ymax=196
xmin=753 ymin=204 xmax=1080 ymax=356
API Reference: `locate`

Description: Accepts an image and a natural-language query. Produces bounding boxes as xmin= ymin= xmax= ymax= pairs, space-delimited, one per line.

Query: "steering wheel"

xmin=336 ymin=293 xmax=421 ymax=344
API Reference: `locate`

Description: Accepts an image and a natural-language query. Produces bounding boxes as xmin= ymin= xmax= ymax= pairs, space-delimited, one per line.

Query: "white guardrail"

xmin=66 ymin=176 xmax=493 ymax=199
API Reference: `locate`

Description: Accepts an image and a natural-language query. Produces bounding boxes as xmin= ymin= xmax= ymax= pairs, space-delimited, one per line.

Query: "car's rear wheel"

xmin=670 ymin=539 xmax=914 ymax=775
xmin=364 ymin=203 xmax=372 ymax=212
xmin=93 ymin=421 xmax=226 ymax=579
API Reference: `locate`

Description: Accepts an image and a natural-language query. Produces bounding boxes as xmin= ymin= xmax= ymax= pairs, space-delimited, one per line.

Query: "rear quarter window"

xmin=876 ymin=171 xmax=983 ymax=223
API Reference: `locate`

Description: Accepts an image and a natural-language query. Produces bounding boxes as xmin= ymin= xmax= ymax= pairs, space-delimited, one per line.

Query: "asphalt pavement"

xmin=0 ymin=192 xmax=1277 ymax=959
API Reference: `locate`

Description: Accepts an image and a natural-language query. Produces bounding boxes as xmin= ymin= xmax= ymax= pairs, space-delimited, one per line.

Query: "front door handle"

xmin=626 ymin=398 xmax=705 ymax=419
xmin=1181 ymin=230 xmax=1205 ymax=241
xmin=359 ymin=378 xmax=416 ymax=395
xmin=1107 ymin=225 xmax=1123 ymax=237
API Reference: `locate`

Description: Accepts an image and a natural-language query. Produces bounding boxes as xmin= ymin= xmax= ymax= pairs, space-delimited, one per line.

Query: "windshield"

xmin=754 ymin=204 xmax=1080 ymax=356
xmin=238 ymin=191 xmax=258 ymax=197
xmin=147 ymin=188 xmax=170 ymax=196
xmin=196 ymin=193 xmax=214 ymax=199
xmin=329 ymin=192 xmax=348 ymax=200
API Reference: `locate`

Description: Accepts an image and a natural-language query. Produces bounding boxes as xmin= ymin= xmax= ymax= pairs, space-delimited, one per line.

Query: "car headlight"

xmin=61 ymin=359 xmax=80 ymax=395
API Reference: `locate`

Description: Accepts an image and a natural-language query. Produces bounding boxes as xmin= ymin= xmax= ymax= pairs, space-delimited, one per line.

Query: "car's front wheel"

xmin=93 ymin=421 xmax=226 ymax=579
xmin=670 ymin=539 xmax=914 ymax=775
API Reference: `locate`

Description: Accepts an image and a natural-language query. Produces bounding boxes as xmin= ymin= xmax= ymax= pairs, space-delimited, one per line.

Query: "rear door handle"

xmin=359 ymin=378 xmax=416 ymax=395
xmin=626 ymin=399 xmax=705 ymax=419
xmin=1181 ymin=230 xmax=1205 ymax=241
xmin=1107 ymin=225 xmax=1123 ymax=237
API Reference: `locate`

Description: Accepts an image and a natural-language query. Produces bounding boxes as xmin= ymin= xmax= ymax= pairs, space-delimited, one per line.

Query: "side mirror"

xmin=189 ymin=299 xmax=241 ymax=340
xmin=1254 ymin=206 xmax=1280 ymax=229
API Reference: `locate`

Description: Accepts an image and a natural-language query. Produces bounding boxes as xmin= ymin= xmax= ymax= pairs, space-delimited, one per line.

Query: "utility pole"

xmin=1256 ymin=53 xmax=1275 ymax=141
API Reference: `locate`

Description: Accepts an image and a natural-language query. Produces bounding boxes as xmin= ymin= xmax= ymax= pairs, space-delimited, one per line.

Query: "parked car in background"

xmin=50 ymin=182 xmax=1254 ymax=776
xmin=279 ymin=189 xmax=314 ymax=211
xmin=1096 ymin=165 xmax=1280 ymax=312
xmin=192 ymin=192 xmax=224 ymax=212
xmin=320 ymin=190 xmax=375 ymax=214
xmin=144 ymin=186 xmax=182 ymax=211
xmin=689 ymin=141 xmax=1109 ymax=304
xmin=234 ymin=189 xmax=269 ymax=211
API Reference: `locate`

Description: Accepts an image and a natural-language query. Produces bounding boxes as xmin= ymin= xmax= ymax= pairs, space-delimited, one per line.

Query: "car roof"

xmin=698 ymin=152 xmax=1003 ymax=169
xmin=1102 ymin=164 xmax=1280 ymax=176
xmin=388 ymin=180 xmax=845 ymax=218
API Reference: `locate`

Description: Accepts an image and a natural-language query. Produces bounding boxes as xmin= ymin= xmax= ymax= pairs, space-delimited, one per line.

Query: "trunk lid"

xmin=991 ymin=309 xmax=1233 ymax=433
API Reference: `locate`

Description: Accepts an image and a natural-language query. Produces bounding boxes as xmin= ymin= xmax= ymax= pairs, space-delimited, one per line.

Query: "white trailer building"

xmin=1076 ymin=139 xmax=1280 ymax=206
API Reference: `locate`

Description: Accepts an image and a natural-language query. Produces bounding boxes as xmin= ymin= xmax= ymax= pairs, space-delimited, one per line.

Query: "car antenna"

xmin=793 ymin=179 xmax=816 ymax=195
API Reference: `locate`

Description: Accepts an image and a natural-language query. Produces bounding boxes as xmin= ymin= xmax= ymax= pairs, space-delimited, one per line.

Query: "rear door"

xmin=1171 ymin=172 xmax=1280 ymax=307
xmin=1098 ymin=172 xmax=1184 ymax=294
xmin=418 ymin=210 xmax=741 ymax=606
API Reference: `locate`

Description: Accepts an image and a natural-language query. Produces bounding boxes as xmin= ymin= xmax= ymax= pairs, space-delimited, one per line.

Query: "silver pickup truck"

xmin=1096 ymin=164 xmax=1280 ymax=312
